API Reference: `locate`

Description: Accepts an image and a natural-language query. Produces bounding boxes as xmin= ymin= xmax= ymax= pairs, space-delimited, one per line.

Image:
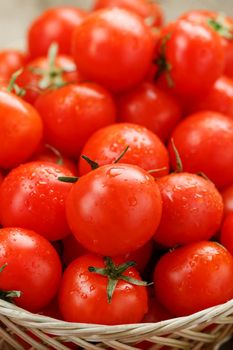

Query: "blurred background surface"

xmin=0 ymin=0 xmax=233 ymax=48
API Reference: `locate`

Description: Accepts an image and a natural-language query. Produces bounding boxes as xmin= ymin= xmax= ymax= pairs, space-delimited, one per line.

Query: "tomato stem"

xmin=58 ymin=176 xmax=79 ymax=183
xmin=170 ymin=138 xmax=183 ymax=173
xmin=207 ymin=15 xmax=233 ymax=40
xmin=113 ymin=145 xmax=129 ymax=164
xmin=148 ymin=167 xmax=168 ymax=174
xmin=88 ymin=257 xmax=151 ymax=303
xmin=81 ymin=155 xmax=99 ymax=170
xmin=6 ymin=69 xmax=26 ymax=97
xmin=154 ymin=33 xmax=174 ymax=87
xmin=0 ymin=264 xmax=21 ymax=303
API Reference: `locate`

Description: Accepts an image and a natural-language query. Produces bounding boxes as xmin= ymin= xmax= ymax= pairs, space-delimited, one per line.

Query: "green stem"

xmin=58 ymin=176 xmax=79 ymax=183
xmin=170 ymin=138 xmax=183 ymax=173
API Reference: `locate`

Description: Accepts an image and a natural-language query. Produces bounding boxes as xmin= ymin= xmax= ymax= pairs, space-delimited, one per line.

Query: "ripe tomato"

xmin=117 ymin=82 xmax=183 ymax=142
xmin=59 ymin=254 xmax=148 ymax=324
xmin=0 ymin=50 xmax=26 ymax=83
xmin=142 ymin=295 xmax=173 ymax=323
xmin=0 ymin=171 xmax=3 ymax=185
xmin=0 ymin=90 xmax=43 ymax=169
xmin=72 ymin=8 xmax=154 ymax=92
xmin=221 ymin=185 xmax=233 ymax=217
xmin=32 ymin=143 xmax=78 ymax=175
xmin=156 ymin=19 xmax=224 ymax=97
xmin=0 ymin=227 xmax=62 ymax=312
xmin=180 ymin=10 xmax=233 ymax=80
xmin=186 ymin=76 xmax=233 ymax=119
xmin=169 ymin=111 xmax=233 ymax=189
xmin=35 ymin=83 xmax=116 ymax=158
xmin=154 ymin=173 xmax=223 ymax=247
xmin=66 ymin=164 xmax=162 ymax=256
xmin=28 ymin=7 xmax=86 ymax=59
xmin=93 ymin=0 xmax=164 ymax=27
xmin=154 ymin=241 xmax=233 ymax=316
xmin=16 ymin=54 xmax=79 ymax=105
xmin=0 ymin=162 xmax=73 ymax=241
xmin=78 ymin=123 xmax=169 ymax=177
xmin=220 ymin=213 xmax=233 ymax=256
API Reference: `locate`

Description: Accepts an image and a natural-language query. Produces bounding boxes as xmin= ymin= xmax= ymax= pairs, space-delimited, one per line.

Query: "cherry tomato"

xmin=221 ymin=185 xmax=233 ymax=217
xmin=93 ymin=0 xmax=164 ymax=27
xmin=0 ymin=90 xmax=43 ymax=169
xmin=66 ymin=164 xmax=162 ymax=256
xmin=28 ymin=7 xmax=86 ymax=59
xmin=35 ymin=83 xmax=116 ymax=158
xmin=0 ymin=50 xmax=26 ymax=83
xmin=16 ymin=54 xmax=79 ymax=105
xmin=156 ymin=19 xmax=224 ymax=97
xmin=186 ymin=76 xmax=233 ymax=119
xmin=59 ymin=254 xmax=148 ymax=324
xmin=154 ymin=241 xmax=233 ymax=316
xmin=169 ymin=111 xmax=233 ymax=189
xmin=154 ymin=173 xmax=223 ymax=248
xmin=0 ymin=162 xmax=73 ymax=241
xmin=79 ymin=123 xmax=169 ymax=177
xmin=32 ymin=143 xmax=78 ymax=175
xmin=72 ymin=8 xmax=154 ymax=92
xmin=0 ymin=227 xmax=62 ymax=312
xmin=180 ymin=10 xmax=233 ymax=80
xmin=221 ymin=213 xmax=233 ymax=256
xmin=117 ymin=82 xmax=183 ymax=142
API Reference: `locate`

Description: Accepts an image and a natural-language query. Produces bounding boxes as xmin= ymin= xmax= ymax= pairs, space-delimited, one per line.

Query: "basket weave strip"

xmin=1 ymin=299 xmax=233 ymax=349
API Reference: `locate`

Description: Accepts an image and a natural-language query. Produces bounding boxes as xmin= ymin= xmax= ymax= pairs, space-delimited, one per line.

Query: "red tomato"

xmin=72 ymin=8 xmax=154 ymax=92
xmin=35 ymin=83 xmax=116 ymax=158
xmin=16 ymin=55 xmax=79 ymax=105
xmin=0 ymin=162 xmax=73 ymax=241
xmin=154 ymin=173 xmax=223 ymax=247
xmin=59 ymin=254 xmax=148 ymax=324
xmin=0 ymin=50 xmax=26 ymax=82
xmin=93 ymin=0 xmax=164 ymax=27
xmin=221 ymin=185 xmax=233 ymax=217
xmin=28 ymin=7 xmax=86 ymax=59
xmin=66 ymin=164 xmax=162 ymax=256
xmin=169 ymin=111 xmax=233 ymax=189
xmin=78 ymin=123 xmax=169 ymax=177
xmin=186 ymin=76 xmax=233 ymax=119
xmin=156 ymin=19 xmax=224 ymax=97
xmin=0 ymin=227 xmax=62 ymax=312
xmin=122 ymin=240 xmax=154 ymax=274
xmin=180 ymin=10 xmax=233 ymax=80
xmin=32 ymin=143 xmax=78 ymax=175
xmin=220 ymin=213 xmax=233 ymax=255
xmin=0 ymin=171 xmax=3 ymax=185
xmin=0 ymin=90 xmax=43 ymax=169
xmin=117 ymin=83 xmax=183 ymax=142
xmin=154 ymin=241 xmax=233 ymax=316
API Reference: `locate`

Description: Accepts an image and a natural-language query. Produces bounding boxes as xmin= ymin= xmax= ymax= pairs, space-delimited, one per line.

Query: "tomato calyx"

xmin=154 ymin=33 xmax=174 ymax=87
xmin=0 ymin=264 xmax=21 ymax=303
xmin=45 ymin=144 xmax=64 ymax=166
xmin=88 ymin=257 xmax=151 ymax=303
xmin=81 ymin=145 xmax=130 ymax=171
xmin=170 ymin=138 xmax=183 ymax=173
xmin=30 ymin=42 xmax=76 ymax=90
xmin=58 ymin=176 xmax=79 ymax=183
xmin=207 ymin=15 xmax=233 ymax=40
xmin=6 ymin=69 xmax=26 ymax=97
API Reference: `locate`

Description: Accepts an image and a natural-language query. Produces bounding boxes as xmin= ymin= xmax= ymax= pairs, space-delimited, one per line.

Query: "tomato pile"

xmin=1 ymin=0 xmax=233 ymax=348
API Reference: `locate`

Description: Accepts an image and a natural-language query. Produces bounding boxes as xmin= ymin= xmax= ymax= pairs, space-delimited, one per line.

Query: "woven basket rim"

xmin=1 ymin=297 xmax=233 ymax=331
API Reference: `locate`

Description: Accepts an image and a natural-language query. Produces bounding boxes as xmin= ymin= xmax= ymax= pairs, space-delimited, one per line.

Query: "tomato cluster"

xmin=1 ymin=1 xmax=233 ymax=349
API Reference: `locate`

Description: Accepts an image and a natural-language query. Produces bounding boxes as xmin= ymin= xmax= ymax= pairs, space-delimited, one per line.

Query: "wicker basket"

xmin=0 ymin=298 xmax=233 ymax=350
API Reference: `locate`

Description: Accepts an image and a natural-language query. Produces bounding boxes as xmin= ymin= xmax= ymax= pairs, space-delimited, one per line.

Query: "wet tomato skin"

xmin=0 ymin=227 xmax=62 ymax=312
xmin=0 ymin=162 xmax=73 ymax=241
xmin=154 ymin=241 xmax=233 ymax=316
xmin=154 ymin=172 xmax=223 ymax=247
xmin=59 ymin=254 xmax=148 ymax=324
xmin=66 ymin=164 xmax=162 ymax=256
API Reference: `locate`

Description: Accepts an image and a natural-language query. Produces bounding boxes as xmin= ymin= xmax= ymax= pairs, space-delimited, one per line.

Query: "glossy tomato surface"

xmin=59 ymin=254 xmax=148 ymax=324
xmin=0 ymin=162 xmax=73 ymax=241
xmin=72 ymin=8 xmax=154 ymax=92
xmin=154 ymin=241 xmax=233 ymax=316
xmin=0 ymin=227 xmax=62 ymax=312
xmin=66 ymin=164 xmax=162 ymax=256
